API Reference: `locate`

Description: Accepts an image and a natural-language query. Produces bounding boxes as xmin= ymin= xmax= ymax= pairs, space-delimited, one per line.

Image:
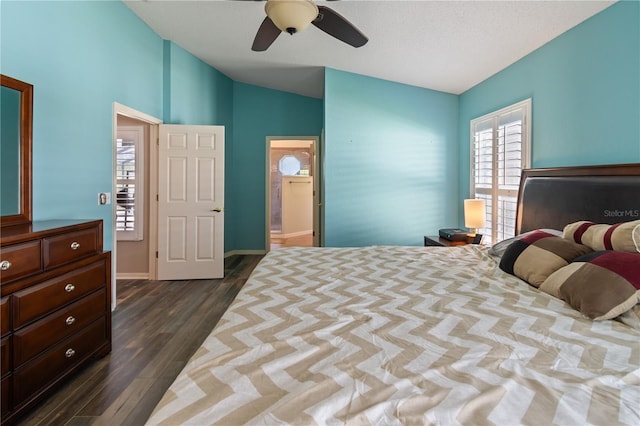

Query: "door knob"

xmin=211 ymin=207 xmax=223 ymax=212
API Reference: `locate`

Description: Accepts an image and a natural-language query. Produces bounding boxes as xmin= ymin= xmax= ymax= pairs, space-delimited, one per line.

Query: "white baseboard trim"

xmin=225 ymin=249 xmax=267 ymax=258
xmin=116 ymin=272 xmax=150 ymax=280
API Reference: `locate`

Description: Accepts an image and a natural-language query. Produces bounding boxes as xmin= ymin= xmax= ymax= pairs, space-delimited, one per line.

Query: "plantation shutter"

xmin=116 ymin=126 xmax=144 ymax=241
xmin=471 ymin=99 xmax=531 ymax=244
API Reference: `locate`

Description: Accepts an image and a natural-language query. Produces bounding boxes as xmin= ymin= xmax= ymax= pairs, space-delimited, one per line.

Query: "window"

xmin=279 ymin=155 xmax=301 ymax=176
xmin=116 ymin=126 xmax=144 ymax=241
xmin=278 ymin=152 xmax=311 ymax=176
xmin=470 ymin=99 xmax=531 ymax=245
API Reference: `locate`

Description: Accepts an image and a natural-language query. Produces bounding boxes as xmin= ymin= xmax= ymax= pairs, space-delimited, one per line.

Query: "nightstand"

xmin=424 ymin=234 xmax=483 ymax=247
xmin=424 ymin=236 xmax=469 ymax=247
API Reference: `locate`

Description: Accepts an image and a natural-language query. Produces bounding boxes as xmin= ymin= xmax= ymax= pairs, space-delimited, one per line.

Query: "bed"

xmin=146 ymin=164 xmax=640 ymax=425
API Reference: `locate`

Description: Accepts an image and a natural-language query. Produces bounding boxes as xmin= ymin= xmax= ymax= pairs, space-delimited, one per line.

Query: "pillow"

xmin=563 ymin=219 xmax=640 ymax=253
xmin=489 ymin=229 xmax=562 ymax=258
xmin=499 ymin=230 xmax=592 ymax=287
xmin=540 ymin=251 xmax=640 ymax=320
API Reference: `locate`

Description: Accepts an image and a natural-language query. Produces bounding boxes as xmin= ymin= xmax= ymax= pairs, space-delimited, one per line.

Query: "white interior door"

xmin=157 ymin=124 xmax=224 ymax=280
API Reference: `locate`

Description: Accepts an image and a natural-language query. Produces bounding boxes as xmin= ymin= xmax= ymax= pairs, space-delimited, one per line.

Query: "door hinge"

xmin=156 ymin=194 xmax=159 ymax=202
xmin=156 ymin=137 xmax=159 ymax=145
xmin=156 ymin=251 xmax=158 ymax=258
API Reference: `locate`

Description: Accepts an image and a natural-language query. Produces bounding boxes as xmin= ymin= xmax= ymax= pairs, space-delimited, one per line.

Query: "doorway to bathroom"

xmin=266 ymin=137 xmax=320 ymax=251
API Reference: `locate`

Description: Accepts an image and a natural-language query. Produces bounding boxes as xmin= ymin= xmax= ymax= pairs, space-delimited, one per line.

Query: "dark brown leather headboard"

xmin=516 ymin=163 xmax=640 ymax=234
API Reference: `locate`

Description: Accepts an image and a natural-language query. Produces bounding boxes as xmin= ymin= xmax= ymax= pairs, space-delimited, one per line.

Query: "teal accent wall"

xmin=163 ymin=41 xmax=233 ymax=126
xmin=459 ymin=1 xmax=640 ymax=199
xmin=232 ymin=82 xmax=323 ymax=250
xmin=324 ymin=69 xmax=459 ymax=246
xmin=1 ymin=0 xmax=164 ymax=251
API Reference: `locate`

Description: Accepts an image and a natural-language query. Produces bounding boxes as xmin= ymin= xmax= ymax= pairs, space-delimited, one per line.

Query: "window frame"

xmin=116 ymin=126 xmax=144 ymax=241
xmin=469 ymin=98 xmax=532 ymax=245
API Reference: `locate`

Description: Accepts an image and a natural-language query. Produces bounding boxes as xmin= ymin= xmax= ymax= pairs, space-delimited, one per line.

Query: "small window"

xmin=116 ymin=126 xmax=144 ymax=241
xmin=470 ymin=99 xmax=531 ymax=244
xmin=279 ymin=155 xmax=301 ymax=176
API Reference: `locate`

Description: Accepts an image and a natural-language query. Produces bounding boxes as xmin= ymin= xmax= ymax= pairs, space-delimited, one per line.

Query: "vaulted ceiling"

xmin=124 ymin=0 xmax=614 ymax=98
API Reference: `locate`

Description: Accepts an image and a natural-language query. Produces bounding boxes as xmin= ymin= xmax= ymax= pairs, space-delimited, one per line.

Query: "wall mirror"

xmin=1 ymin=74 xmax=33 ymax=227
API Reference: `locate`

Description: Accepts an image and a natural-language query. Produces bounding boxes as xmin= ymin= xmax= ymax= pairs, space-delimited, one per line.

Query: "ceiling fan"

xmin=248 ymin=0 xmax=368 ymax=51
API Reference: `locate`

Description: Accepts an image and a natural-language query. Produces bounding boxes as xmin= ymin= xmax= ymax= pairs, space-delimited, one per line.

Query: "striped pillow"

xmin=563 ymin=220 xmax=640 ymax=253
xmin=540 ymin=251 xmax=640 ymax=320
xmin=499 ymin=230 xmax=592 ymax=288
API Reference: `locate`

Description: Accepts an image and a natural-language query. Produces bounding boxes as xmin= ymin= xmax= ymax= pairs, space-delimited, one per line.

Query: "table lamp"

xmin=464 ymin=199 xmax=486 ymax=244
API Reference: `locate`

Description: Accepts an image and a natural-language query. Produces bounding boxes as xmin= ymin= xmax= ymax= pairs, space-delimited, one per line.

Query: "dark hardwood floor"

xmin=16 ymin=255 xmax=263 ymax=426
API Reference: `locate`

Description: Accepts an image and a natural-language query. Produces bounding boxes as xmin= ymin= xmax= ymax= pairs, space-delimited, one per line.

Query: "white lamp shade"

xmin=464 ymin=199 xmax=486 ymax=230
xmin=265 ymin=0 xmax=319 ymax=33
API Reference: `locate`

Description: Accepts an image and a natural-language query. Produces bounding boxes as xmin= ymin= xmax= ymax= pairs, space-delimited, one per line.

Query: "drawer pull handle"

xmin=70 ymin=241 xmax=80 ymax=250
xmin=0 ymin=260 xmax=10 ymax=271
xmin=65 ymin=348 xmax=76 ymax=358
xmin=64 ymin=283 xmax=75 ymax=292
xmin=65 ymin=316 xmax=76 ymax=326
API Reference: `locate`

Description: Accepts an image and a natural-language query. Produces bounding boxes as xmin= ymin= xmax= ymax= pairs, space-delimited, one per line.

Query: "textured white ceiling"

xmin=124 ymin=0 xmax=615 ymax=98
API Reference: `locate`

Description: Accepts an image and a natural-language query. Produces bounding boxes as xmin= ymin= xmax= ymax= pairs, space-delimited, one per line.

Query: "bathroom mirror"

xmin=1 ymin=74 xmax=33 ymax=227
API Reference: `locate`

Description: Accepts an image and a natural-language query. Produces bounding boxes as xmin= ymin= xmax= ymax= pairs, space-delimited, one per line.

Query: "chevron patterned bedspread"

xmin=147 ymin=246 xmax=640 ymax=425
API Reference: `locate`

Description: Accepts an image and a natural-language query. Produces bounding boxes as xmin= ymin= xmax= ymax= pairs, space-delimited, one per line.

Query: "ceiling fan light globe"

xmin=265 ymin=0 xmax=318 ymax=34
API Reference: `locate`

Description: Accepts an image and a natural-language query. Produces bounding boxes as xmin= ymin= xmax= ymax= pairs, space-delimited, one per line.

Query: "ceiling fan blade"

xmin=312 ymin=6 xmax=368 ymax=48
xmin=252 ymin=16 xmax=281 ymax=51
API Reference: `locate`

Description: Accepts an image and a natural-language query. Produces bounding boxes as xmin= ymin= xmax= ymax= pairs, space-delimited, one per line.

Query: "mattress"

xmin=146 ymin=245 xmax=640 ymax=425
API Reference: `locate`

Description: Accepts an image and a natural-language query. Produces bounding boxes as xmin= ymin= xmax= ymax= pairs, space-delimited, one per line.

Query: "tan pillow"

xmin=540 ymin=251 xmax=640 ymax=320
xmin=563 ymin=220 xmax=640 ymax=253
xmin=499 ymin=230 xmax=592 ymax=288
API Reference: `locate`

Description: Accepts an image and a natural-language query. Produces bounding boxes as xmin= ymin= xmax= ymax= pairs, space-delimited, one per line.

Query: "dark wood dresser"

xmin=0 ymin=219 xmax=111 ymax=425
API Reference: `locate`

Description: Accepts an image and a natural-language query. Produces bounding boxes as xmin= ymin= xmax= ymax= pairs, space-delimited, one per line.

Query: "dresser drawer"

xmin=13 ymin=317 xmax=106 ymax=405
xmin=1 ymin=220 xmax=109 ymax=424
xmin=0 ymin=240 xmax=41 ymax=284
xmin=43 ymin=227 xmax=99 ymax=269
xmin=1 ymin=336 xmax=10 ymax=377
xmin=0 ymin=297 xmax=9 ymax=336
xmin=13 ymin=289 xmax=106 ymax=366
xmin=12 ymin=259 xmax=107 ymax=328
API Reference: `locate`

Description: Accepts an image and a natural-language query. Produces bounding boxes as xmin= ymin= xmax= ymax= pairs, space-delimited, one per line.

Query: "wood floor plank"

xmin=15 ymin=254 xmax=263 ymax=426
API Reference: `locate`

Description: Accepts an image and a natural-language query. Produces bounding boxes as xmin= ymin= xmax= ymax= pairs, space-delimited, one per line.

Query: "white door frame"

xmin=112 ymin=102 xmax=162 ymax=309
xmin=265 ymin=136 xmax=320 ymax=251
